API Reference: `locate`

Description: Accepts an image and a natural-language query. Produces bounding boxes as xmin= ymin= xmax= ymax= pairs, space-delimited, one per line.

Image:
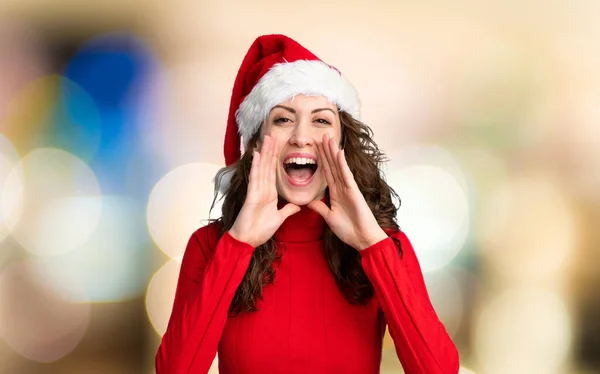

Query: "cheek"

xmin=323 ymin=121 xmax=342 ymax=138
xmin=274 ymin=137 xmax=287 ymax=153
xmin=265 ymin=127 xmax=290 ymax=147
xmin=319 ymin=128 xmax=342 ymax=145
xmin=314 ymin=126 xmax=335 ymax=135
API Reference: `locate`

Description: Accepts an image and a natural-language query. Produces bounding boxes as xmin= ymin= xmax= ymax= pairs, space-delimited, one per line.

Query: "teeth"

xmin=284 ymin=157 xmax=316 ymax=165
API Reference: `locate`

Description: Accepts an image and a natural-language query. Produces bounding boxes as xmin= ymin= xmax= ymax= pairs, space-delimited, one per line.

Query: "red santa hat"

xmin=219 ymin=34 xmax=361 ymax=192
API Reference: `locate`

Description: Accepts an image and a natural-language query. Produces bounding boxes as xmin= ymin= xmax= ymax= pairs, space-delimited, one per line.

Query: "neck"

xmin=275 ymin=196 xmax=327 ymax=242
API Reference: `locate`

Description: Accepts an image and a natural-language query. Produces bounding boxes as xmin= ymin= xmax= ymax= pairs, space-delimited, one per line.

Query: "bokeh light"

xmin=0 ymin=75 xmax=58 ymax=154
xmin=424 ymin=269 xmax=465 ymax=338
xmin=0 ymin=135 xmax=22 ymax=244
xmin=478 ymin=172 xmax=577 ymax=282
xmin=543 ymin=91 xmax=600 ymax=201
xmin=452 ymin=146 xmax=509 ymax=201
xmin=64 ymin=33 xmax=156 ymax=111
xmin=63 ymin=33 xmax=161 ymax=196
xmin=352 ymin=37 xmax=440 ymax=146
xmin=540 ymin=38 xmax=600 ymax=201
xmin=6 ymin=148 xmax=102 ymax=257
xmin=0 ymin=74 xmax=103 ymax=163
xmin=0 ymin=261 xmax=91 ymax=363
xmin=446 ymin=36 xmax=545 ymax=139
xmin=145 ymin=258 xmax=181 ymax=336
xmin=385 ymin=145 xmax=470 ymax=272
xmin=28 ymin=196 xmax=149 ymax=303
xmin=474 ymin=288 xmax=572 ymax=374
xmin=147 ymin=162 xmax=223 ymax=259
xmin=0 ymin=21 xmax=48 ymax=119
xmin=51 ymin=77 xmax=103 ymax=162
xmin=137 ymin=60 xmax=223 ymax=169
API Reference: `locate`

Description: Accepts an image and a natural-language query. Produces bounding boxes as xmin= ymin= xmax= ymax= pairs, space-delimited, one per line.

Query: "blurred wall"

xmin=1 ymin=0 xmax=599 ymax=373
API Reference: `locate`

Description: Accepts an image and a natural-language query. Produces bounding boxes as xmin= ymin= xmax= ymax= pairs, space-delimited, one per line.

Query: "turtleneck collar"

xmin=275 ymin=196 xmax=327 ymax=243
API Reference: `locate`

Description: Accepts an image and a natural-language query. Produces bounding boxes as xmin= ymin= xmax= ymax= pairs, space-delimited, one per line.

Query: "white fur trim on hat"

xmin=235 ymin=59 xmax=360 ymax=148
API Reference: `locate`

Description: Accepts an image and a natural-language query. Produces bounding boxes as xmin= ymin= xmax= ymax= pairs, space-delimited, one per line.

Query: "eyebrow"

xmin=271 ymin=105 xmax=336 ymax=115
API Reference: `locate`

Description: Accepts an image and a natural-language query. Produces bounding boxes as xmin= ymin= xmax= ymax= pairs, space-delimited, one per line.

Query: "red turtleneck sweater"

xmin=155 ymin=205 xmax=459 ymax=373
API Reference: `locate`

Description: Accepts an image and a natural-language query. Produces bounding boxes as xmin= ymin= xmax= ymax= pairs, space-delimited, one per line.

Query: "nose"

xmin=289 ymin=121 xmax=314 ymax=147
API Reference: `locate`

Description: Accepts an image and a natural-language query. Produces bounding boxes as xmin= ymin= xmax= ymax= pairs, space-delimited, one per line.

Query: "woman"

xmin=155 ymin=34 xmax=460 ymax=374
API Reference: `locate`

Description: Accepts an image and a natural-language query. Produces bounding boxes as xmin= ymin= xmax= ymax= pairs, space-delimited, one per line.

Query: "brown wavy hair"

xmin=210 ymin=111 xmax=402 ymax=315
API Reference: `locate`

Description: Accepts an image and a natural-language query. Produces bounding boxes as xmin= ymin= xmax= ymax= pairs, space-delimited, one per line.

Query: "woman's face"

xmin=259 ymin=95 xmax=342 ymax=206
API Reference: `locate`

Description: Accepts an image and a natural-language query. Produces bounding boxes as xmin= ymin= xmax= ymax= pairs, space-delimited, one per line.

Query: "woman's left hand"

xmin=308 ymin=133 xmax=388 ymax=251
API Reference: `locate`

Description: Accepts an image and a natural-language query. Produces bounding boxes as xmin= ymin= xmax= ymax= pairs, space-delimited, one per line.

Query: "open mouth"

xmin=283 ymin=156 xmax=318 ymax=186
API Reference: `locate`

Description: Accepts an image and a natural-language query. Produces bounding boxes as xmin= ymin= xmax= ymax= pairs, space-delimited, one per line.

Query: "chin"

xmin=276 ymin=177 xmax=326 ymax=206
xmin=278 ymin=188 xmax=321 ymax=206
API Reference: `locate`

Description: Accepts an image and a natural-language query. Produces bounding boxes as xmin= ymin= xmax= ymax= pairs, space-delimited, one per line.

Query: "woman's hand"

xmin=229 ymin=134 xmax=301 ymax=248
xmin=308 ymin=133 xmax=388 ymax=251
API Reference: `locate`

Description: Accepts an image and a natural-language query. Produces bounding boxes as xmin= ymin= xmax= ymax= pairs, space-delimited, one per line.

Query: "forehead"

xmin=276 ymin=95 xmax=337 ymax=110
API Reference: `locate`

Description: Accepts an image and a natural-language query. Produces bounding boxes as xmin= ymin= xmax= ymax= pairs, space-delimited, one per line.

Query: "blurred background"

xmin=1 ymin=0 xmax=599 ymax=373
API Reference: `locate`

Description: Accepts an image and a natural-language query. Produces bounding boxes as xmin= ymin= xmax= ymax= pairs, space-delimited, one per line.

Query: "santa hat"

xmin=219 ymin=34 xmax=361 ymax=192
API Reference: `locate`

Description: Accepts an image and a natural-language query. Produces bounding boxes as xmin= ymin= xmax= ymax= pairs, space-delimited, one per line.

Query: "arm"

xmin=360 ymin=230 xmax=460 ymax=374
xmin=155 ymin=134 xmax=299 ymax=373
xmin=306 ymin=135 xmax=459 ymax=372
xmin=155 ymin=225 xmax=254 ymax=374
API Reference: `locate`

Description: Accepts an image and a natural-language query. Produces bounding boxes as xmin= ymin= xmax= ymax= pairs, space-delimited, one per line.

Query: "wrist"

xmin=355 ymin=229 xmax=388 ymax=251
xmin=228 ymin=229 xmax=252 ymax=247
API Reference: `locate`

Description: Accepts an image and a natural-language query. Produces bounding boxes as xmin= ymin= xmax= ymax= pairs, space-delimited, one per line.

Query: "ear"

xmin=255 ymin=137 xmax=264 ymax=152
xmin=245 ymin=125 xmax=265 ymax=153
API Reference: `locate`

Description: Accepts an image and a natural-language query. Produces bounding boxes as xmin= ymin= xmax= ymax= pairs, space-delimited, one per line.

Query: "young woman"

xmin=155 ymin=34 xmax=460 ymax=374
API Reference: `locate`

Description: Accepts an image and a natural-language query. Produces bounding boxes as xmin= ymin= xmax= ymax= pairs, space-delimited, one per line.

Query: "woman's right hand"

xmin=229 ymin=134 xmax=301 ymax=248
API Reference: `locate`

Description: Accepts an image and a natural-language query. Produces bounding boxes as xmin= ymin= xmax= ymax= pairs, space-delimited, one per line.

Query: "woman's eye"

xmin=315 ymin=118 xmax=331 ymax=125
xmin=273 ymin=117 xmax=291 ymax=124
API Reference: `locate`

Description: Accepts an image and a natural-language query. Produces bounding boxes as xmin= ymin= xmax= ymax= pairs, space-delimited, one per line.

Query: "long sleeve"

xmin=155 ymin=225 xmax=255 ymax=374
xmin=359 ymin=230 xmax=460 ymax=374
